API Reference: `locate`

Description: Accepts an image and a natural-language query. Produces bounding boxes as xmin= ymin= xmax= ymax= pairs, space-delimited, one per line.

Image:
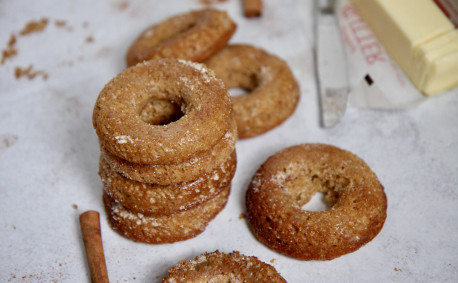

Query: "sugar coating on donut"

xmin=126 ymin=9 xmax=237 ymax=66
xmin=246 ymin=143 xmax=387 ymax=260
xmin=100 ymin=113 xmax=237 ymax=185
xmin=100 ymin=151 xmax=237 ymax=215
xmin=103 ymin=184 xmax=230 ymax=244
xmin=162 ymin=250 xmax=286 ymax=282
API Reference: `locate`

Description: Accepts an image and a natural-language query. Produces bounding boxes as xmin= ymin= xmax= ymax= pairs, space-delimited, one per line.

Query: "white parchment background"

xmin=0 ymin=0 xmax=457 ymax=282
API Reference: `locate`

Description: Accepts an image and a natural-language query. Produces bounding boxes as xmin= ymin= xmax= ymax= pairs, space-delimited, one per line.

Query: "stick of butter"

xmin=351 ymin=0 xmax=458 ymax=96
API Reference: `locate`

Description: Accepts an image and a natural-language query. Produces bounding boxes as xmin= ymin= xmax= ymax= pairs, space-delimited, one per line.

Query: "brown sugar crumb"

xmin=14 ymin=65 xmax=48 ymax=80
xmin=199 ymin=0 xmax=229 ymax=5
xmin=238 ymin=212 xmax=246 ymax=219
xmin=85 ymin=36 xmax=94 ymax=43
xmin=54 ymin=20 xmax=67 ymax=27
xmin=19 ymin=18 xmax=49 ymax=35
xmin=116 ymin=0 xmax=129 ymax=11
xmin=1 ymin=35 xmax=18 ymax=64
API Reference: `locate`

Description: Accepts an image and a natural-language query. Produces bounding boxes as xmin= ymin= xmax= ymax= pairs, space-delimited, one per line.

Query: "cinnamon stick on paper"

xmin=80 ymin=211 xmax=109 ymax=283
xmin=244 ymin=0 xmax=262 ymax=17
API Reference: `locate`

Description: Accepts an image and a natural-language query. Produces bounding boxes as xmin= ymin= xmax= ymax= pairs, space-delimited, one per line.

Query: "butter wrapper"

xmin=335 ymin=0 xmax=427 ymax=109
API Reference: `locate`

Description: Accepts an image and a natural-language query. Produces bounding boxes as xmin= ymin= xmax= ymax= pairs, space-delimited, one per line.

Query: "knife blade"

xmin=314 ymin=0 xmax=349 ymax=128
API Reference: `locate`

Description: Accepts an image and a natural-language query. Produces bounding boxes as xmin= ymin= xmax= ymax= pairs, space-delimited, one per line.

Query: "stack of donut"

xmin=93 ymin=58 xmax=237 ymax=244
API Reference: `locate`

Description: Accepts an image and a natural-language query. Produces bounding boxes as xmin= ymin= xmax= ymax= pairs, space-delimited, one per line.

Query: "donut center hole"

xmin=285 ymin=172 xmax=346 ymax=212
xmin=301 ymin=191 xmax=331 ymax=212
xmin=228 ymin=87 xmax=249 ymax=97
xmin=138 ymin=98 xmax=184 ymax=125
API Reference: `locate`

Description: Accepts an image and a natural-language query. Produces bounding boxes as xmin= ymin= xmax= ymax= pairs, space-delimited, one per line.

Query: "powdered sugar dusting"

xmin=115 ymin=135 xmax=134 ymax=144
xmin=178 ymin=59 xmax=216 ymax=83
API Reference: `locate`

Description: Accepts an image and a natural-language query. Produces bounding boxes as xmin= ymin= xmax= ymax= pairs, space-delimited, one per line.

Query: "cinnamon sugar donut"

xmin=246 ymin=144 xmax=387 ymax=260
xmin=162 ymin=251 xmax=286 ymax=283
xmin=126 ymin=9 xmax=236 ymax=66
xmin=93 ymin=58 xmax=232 ymax=165
xmin=100 ymin=114 xmax=237 ymax=185
xmin=103 ymin=184 xmax=230 ymax=244
xmin=204 ymin=44 xmax=300 ymax=139
xmin=100 ymin=151 xmax=236 ymax=215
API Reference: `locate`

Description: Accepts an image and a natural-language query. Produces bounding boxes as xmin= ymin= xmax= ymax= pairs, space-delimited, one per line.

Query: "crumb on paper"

xmin=239 ymin=213 xmax=246 ymax=219
xmin=394 ymin=267 xmax=403 ymax=272
xmin=54 ymin=19 xmax=66 ymax=27
xmin=14 ymin=65 xmax=48 ymax=80
xmin=72 ymin=204 xmax=78 ymax=210
xmin=0 ymin=134 xmax=19 ymax=152
xmin=115 ymin=0 xmax=129 ymax=11
xmin=85 ymin=36 xmax=94 ymax=43
xmin=270 ymin=258 xmax=276 ymax=263
xmin=1 ymin=35 xmax=18 ymax=64
xmin=19 ymin=18 xmax=49 ymax=35
xmin=199 ymin=0 xmax=229 ymax=5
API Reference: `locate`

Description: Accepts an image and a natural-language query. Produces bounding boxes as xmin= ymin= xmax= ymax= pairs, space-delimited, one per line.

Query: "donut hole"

xmin=138 ymin=97 xmax=184 ymax=125
xmin=225 ymin=71 xmax=261 ymax=97
xmin=284 ymin=171 xmax=348 ymax=212
xmin=228 ymin=87 xmax=249 ymax=97
xmin=301 ymin=191 xmax=330 ymax=212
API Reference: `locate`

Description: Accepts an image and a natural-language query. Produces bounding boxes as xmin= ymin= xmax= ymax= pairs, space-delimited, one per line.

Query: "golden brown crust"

xmin=162 ymin=250 xmax=286 ymax=282
xmin=126 ymin=9 xmax=236 ymax=66
xmin=246 ymin=144 xmax=387 ymax=260
xmin=100 ymin=151 xmax=237 ymax=215
xmin=93 ymin=58 xmax=232 ymax=165
xmin=204 ymin=44 xmax=300 ymax=139
xmin=100 ymin=114 xmax=237 ymax=185
xmin=103 ymin=184 xmax=230 ymax=244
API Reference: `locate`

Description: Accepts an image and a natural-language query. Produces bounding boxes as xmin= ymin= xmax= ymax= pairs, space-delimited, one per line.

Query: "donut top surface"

xmin=162 ymin=250 xmax=286 ymax=282
xmin=93 ymin=58 xmax=232 ymax=165
xmin=126 ymin=9 xmax=237 ymax=66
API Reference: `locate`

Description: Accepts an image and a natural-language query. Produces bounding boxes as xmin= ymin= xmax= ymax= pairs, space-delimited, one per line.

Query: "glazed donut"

xmin=162 ymin=251 xmax=286 ymax=282
xmin=93 ymin=58 xmax=232 ymax=165
xmin=126 ymin=9 xmax=236 ymax=66
xmin=246 ymin=144 xmax=387 ymax=260
xmin=100 ymin=113 xmax=237 ymax=185
xmin=204 ymin=44 xmax=300 ymax=139
xmin=100 ymin=151 xmax=236 ymax=215
xmin=103 ymin=184 xmax=230 ymax=244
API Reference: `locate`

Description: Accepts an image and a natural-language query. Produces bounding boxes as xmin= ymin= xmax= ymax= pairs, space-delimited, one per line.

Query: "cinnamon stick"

xmin=243 ymin=0 xmax=262 ymax=17
xmin=79 ymin=211 xmax=109 ymax=283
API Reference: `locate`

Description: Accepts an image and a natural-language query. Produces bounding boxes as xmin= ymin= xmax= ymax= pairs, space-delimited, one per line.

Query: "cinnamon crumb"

xmin=54 ymin=20 xmax=67 ymax=27
xmin=199 ymin=0 xmax=228 ymax=5
xmin=19 ymin=18 xmax=49 ymax=35
xmin=1 ymin=35 xmax=18 ymax=64
xmin=14 ymin=65 xmax=48 ymax=80
xmin=85 ymin=36 xmax=94 ymax=43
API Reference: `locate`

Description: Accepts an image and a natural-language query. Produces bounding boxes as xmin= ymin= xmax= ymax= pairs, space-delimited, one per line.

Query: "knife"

xmin=314 ymin=0 xmax=349 ymax=128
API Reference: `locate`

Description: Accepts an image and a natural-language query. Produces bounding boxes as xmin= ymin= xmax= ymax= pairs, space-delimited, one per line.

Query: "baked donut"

xmin=126 ymin=9 xmax=236 ymax=66
xmin=162 ymin=250 xmax=286 ymax=282
xmin=100 ymin=114 xmax=237 ymax=185
xmin=204 ymin=44 xmax=300 ymax=139
xmin=103 ymin=184 xmax=230 ymax=244
xmin=93 ymin=58 xmax=232 ymax=165
xmin=100 ymin=151 xmax=236 ymax=215
xmin=246 ymin=144 xmax=387 ymax=260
